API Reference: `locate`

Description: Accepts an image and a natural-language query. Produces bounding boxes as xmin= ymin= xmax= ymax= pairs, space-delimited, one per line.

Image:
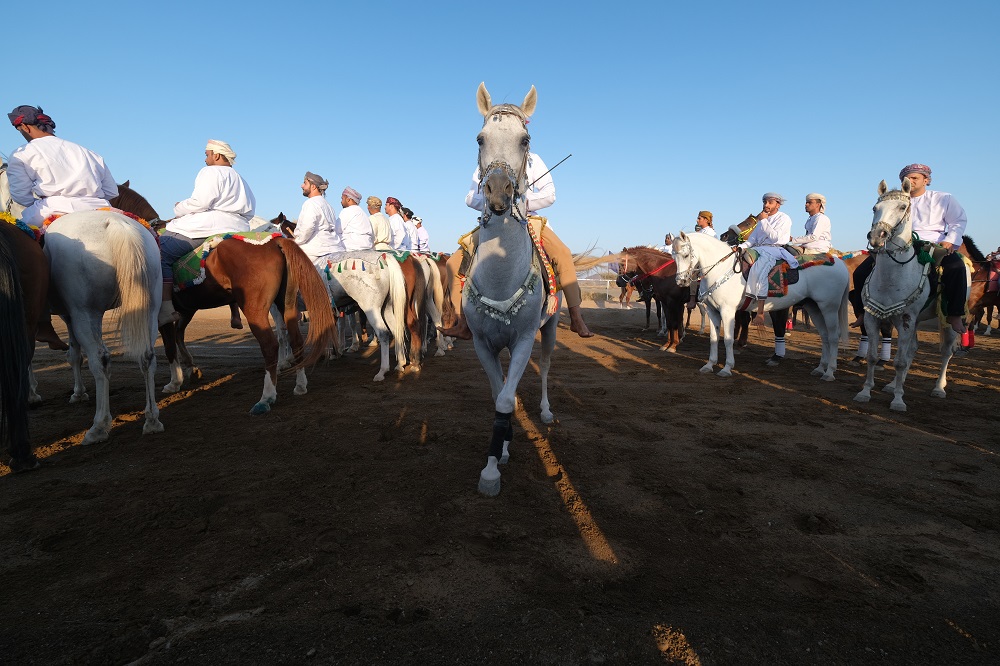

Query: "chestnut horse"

xmin=0 ymin=220 xmax=48 ymax=406
xmin=620 ymin=246 xmax=687 ymax=351
xmin=109 ymin=183 xmax=336 ymax=414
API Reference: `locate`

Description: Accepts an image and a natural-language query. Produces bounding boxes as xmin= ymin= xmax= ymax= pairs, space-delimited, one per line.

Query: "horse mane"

xmin=623 ymin=245 xmax=675 ymax=275
xmin=962 ymin=235 xmax=985 ymax=262
xmin=111 ymin=183 xmax=161 ymax=221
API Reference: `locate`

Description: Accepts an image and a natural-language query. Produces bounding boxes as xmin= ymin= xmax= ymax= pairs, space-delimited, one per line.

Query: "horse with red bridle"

xmin=619 ymin=246 xmax=687 ymax=351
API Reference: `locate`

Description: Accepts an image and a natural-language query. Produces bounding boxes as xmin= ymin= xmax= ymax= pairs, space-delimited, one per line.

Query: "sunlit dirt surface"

xmin=2 ymin=305 xmax=998 ymax=664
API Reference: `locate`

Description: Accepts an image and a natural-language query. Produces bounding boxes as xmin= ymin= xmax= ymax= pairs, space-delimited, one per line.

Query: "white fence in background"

xmin=577 ymin=278 xmax=618 ymax=302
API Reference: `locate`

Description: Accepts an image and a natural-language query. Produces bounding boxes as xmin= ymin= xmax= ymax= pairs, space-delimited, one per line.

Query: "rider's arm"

xmin=465 ymin=167 xmax=485 ymax=212
xmin=6 ymin=152 xmax=38 ymax=206
xmin=940 ymin=194 xmax=968 ymax=247
xmin=174 ymin=168 xmax=221 ymax=217
xmin=524 ymin=154 xmax=555 ymax=212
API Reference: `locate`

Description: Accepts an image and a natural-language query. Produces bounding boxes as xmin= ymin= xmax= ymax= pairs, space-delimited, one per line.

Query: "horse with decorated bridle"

xmin=619 ymin=246 xmax=687 ymax=351
xmin=853 ymin=179 xmax=969 ymax=411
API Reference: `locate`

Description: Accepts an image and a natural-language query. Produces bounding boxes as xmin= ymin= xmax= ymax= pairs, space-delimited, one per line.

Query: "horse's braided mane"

xmin=112 ymin=184 xmax=160 ymax=220
xmin=962 ymin=235 xmax=985 ymax=262
xmin=483 ymin=103 xmax=528 ymax=126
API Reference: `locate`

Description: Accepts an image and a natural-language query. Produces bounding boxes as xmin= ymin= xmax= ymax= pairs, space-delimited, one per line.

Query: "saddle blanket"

xmin=745 ymin=250 xmax=835 ymax=297
xmin=1 ymin=211 xmax=42 ymax=242
xmin=989 ymin=261 xmax=1000 ymax=293
xmin=173 ymin=231 xmax=281 ymax=290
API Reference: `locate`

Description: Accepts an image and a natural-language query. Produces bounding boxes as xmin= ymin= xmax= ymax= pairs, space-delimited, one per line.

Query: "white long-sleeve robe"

xmin=789 ymin=213 xmax=833 ymax=253
xmin=167 ymin=166 xmax=255 ymax=238
xmin=294 ymin=195 xmax=345 ymax=265
xmin=339 ymin=204 xmax=374 ymax=251
xmin=910 ymin=190 xmax=967 ymax=246
xmin=739 ymin=210 xmax=799 ymax=298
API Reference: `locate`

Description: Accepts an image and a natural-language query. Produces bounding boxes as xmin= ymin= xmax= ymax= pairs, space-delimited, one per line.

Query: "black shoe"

xmin=765 ymin=354 xmax=783 ymax=367
xmin=848 ymin=356 xmax=865 ymax=367
xmin=874 ymin=358 xmax=890 ymax=369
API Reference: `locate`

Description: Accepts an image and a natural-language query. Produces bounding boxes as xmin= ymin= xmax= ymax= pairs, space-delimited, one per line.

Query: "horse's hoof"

xmin=765 ymin=355 xmax=783 ymax=367
xmin=890 ymin=401 xmax=907 ymax=412
xmin=368 ymin=339 xmax=379 ymax=348
xmin=250 ymin=402 xmax=271 ymax=415
xmin=822 ymin=374 xmax=836 ymax=382
xmin=28 ymin=394 xmax=43 ymax=407
xmin=293 ymin=386 xmax=307 ymax=396
xmin=373 ymin=373 xmax=386 ymax=382
xmin=162 ymin=382 xmax=181 ymax=394
xmin=500 ymin=441 xmax=511 ymax=465
xmin=930 ymin=388 xmax=946 ymax=398
xmin=810 ymin=367 xmax=823 ymax=377
xmin=191 ymin=368 xmax=203 ymax=380
xmin=882 ymin=384 xmax=896 ymax=394
xmin=434 ymin=349 xmax=446 ymax=357
xmin=848 ymin=356 xmax=865 ymax=367
xmin=478 ymin=474 xmax=501 ymax=497
xmin=699 ymin=364 xmax=714 ymax=374
xmin=10 ymin=456 xmax=41 ymax=473
xmin=82 ymin=429 xmax=109 ymax=445
xmin=853 ymin=393 xmax=870 ymax=403
xmin=69 ymin=392 xmax=89 ymax=403
xmin=717 ymin=369 xmax=733 ymax=378
xmin=540 ymin=411 xmax=553 ymax=424
xmin=142 ymin=420 xmax=165 ymax=435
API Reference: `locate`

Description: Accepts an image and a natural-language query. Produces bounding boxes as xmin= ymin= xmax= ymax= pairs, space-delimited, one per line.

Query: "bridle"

xmin=868 ymin=190 xmax=916 ymax=265
xmin=673 ymin=236 xmax=743 ymax=302
xmin=477 ymin=109 xmax=530 ymax=226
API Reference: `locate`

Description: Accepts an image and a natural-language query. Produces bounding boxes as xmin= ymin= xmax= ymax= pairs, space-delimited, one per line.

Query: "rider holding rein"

xmin=735 ymin=193 xmax=799 ymax=326
xmin=7 ymin=105 xmax=119 ymax=350
xmin=441 ymin=151 xmax=593 ymax=340
xmin=158 ymin=140 xmax=255 ymax=328
xmin=687 ymin=211 xmax=716 ymax=311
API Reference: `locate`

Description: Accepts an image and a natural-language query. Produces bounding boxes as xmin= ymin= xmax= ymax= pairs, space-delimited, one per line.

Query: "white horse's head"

xmin=476 ymin=82 xmax=536 ymax=222
xmin=672 ymin=231 xmax=697 ymax=287
xmin=868 ymin=178 xmax=913 ymax=252
xmin=0 ymin=161 xmax=27 ymax=219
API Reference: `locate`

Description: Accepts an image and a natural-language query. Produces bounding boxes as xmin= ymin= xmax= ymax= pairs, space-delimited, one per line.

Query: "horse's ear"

xmin=121 ymin=179 xmax=130 ymax=188
xmin=678 ymin=231 xmax=688 ymax=241
xmin=878 ymin=180 xmax=888 ymax=196
xmin=477 ymin=82 xmax=492 ymax=116
xmin=521 ymin=85 xmax=537 ymax=117
xmin=901 ymin=177 xmax=911 ymax=194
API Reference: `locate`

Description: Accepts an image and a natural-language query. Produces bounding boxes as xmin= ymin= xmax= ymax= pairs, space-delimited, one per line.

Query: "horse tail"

xmin=423 ymin=256 xmax=445 ymax=320
xmin=839 ymin=272 xmax=850 ymax=349
xmin=384 ymin=256 xmax=409 ymax=362
xmin=573 ymin=251 xmax=621 ymax=273
xmin=0 ymin=232 xmax=33 ymax=464
xmin=106 ymin=215 xmax=156 ymax=361
xmin=277 ymin=238 xmax=336 ymax=368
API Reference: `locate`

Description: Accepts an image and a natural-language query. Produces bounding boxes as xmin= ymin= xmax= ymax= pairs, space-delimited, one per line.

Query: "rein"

xmin=477 ymin=109 xmax=530 ymax=226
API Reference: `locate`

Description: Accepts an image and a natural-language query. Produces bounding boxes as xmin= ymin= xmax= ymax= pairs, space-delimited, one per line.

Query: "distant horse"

xmin=619 ymin=246 xmax=687 ymax=351
xmin=0 ymin=228 xmax=39 ymax=472
xmin=465 ymin=82 xmax=609 ymax=496
xmin=0 ymin=219 xmax=48 ymax=405
xmin=853 ymin=180 xmax=967 ymax=410
xmin=42 ymin=211 xmax=165 ymax=443
xmin=672 ymin=230 xmax=849 ymax=380
xmin=964 ymin=239 xmax=999 ymax=337
xmin=109 ymin=184 xmax=336 ymax=413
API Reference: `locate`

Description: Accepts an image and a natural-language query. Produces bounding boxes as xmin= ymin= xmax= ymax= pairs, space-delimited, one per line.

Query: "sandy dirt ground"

xmin=2 ymin=303 xmax=998 ymax=665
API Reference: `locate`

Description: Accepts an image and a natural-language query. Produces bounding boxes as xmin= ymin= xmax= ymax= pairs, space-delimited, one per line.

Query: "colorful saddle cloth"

xmin=173 ymin=231 xmax=281 ymax=290
xmin=0 ymin=211 xmax=42 ymax=242
xmin=744 ymin=249 xmax=836 ymax=297
xmin=989 ymin=261 xmax=1000 ymax=294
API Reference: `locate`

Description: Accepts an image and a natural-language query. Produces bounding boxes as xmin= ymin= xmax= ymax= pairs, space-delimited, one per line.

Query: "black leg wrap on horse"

xmin=490 ymin=411 xmax=513 ymax=460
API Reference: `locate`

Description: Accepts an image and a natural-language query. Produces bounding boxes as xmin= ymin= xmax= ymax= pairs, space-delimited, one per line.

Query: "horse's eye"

xmin=476 ymin=135 xmax=484 ymax=146
xmin=521 ymin=136 xmax=530 ymax=147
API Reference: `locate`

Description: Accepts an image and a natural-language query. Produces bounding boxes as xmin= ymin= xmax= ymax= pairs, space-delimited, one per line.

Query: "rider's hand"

xmin=940 ymin=241 xmax=955 ymax=254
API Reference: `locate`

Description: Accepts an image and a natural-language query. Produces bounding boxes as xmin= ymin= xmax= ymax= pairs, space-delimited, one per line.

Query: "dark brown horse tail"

xmin=277 ymin=238 xmax=336 ymax=368
xmin=0 ymin=231 xmax=33 ymax=467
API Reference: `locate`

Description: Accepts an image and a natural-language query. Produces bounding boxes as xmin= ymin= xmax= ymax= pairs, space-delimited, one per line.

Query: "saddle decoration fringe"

xmin=326 ymin=253 xmax=389 ymax=281
xmin=526 ymin=217 xmax=559 ymax=316
xmin=0 ymin=211 xmax=42 ymax=242
xmin=174 ymin=231 xmax=281 ymax=291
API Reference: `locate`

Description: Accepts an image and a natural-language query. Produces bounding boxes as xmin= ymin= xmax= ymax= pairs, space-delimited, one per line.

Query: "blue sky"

xmin=5 ymin=1 xmax=998 ymax=256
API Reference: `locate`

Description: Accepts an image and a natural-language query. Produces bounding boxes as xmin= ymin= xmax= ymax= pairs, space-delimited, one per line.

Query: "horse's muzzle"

xmin=484 ymin=170 xmax=514 ymax=214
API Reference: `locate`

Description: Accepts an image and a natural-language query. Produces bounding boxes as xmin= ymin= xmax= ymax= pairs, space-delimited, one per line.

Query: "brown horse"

xmin=0 ymin=226 xmax=41 ymax=471
xmin=396 ymin=254 xmax=427 ymax=370
xmin=620 ymin=246 xmax=687 ymax=351
xmin=108 ymin=183 xmax=336 ymax=414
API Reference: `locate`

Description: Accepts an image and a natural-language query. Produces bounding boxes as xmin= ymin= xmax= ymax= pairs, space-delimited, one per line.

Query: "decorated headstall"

xmin=477 ymin=107 xmax=530 ymax=226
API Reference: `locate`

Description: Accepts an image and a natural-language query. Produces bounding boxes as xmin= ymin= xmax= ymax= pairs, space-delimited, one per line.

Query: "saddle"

xmin=739 ymin=248 xmax=799 ymax=297
xmin=173 ymin=231 xmax=282 ymax=290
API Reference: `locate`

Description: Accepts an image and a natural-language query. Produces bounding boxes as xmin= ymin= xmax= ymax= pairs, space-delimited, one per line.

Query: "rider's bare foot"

xmin=158 ymin=302 xmax=180 ymax=327
xmin=568 ymin=306 xmax=595 ymax=338
xmin=439 ymin=315 xmax=472 ymax=340
xmin=849 ymin=317 xmax=862 ymax=328
xmin=946 ymin=315 xmax=966 ymax=335
xmin=752 ymin=314 xmax=766 ymax=326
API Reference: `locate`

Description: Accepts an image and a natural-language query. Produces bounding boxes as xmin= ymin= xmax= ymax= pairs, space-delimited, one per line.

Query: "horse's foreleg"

xmin=246 ymin=310 xmax=280 ymax=415
xmin=854 ymin=313 xmax=881 ymax=403
xmin=66 ymin=316 xmax=89 ymax=403
xmin=718 ymin=310 xmax=736 ymax=378
xmin=702 ymin=307 xmax=722 ymax=374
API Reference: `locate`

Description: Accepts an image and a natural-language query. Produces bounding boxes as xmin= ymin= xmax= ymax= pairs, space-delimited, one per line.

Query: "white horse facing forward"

xmin=44 ymin=210 xmax=164 ymax=443
xmin=672 ymin=230 xmax=849 ymax=380
xmin=853 ymin=179 xmax=967 ymax=411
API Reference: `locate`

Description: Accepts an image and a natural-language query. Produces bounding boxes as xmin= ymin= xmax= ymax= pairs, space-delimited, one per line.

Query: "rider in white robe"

xmin=414 ymin=217 xmax=430 ymax=252
xmin=294 ymin=173 xmax=345 ymax=269
xmin=338 ymin=187 xmax=374 ymax=251
xmin=789 ymin=193 xmax=833 ymax=254
xmin=738 ymin=193 xmax=799 ymax=324
xmin=367 ymin=196 xmax=393 ymax=251
xmin=385 ymin=197 xmax=409 ymax=250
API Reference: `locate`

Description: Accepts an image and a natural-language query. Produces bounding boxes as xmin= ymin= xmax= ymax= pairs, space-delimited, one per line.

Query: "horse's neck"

xmin=691 ymin=235 xmax=730 ymax=280
xmin=473 ymin=216 xmax=535 ymax=295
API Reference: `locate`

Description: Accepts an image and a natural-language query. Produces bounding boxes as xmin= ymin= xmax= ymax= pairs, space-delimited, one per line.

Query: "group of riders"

xmin=644 ymin=166 xmax=971 ymax=364
xmin=3 ymin=103 xmax=975 ymax=361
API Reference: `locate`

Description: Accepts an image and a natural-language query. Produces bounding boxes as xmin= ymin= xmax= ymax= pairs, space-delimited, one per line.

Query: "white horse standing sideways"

xmin=44 ymin=211 xmax=164 ymax=443
xmin=466 ymin=83 xmax=562 ymax=496
xmin=672 ymin=230 xmax=849 ymax=380
xmin=853 ymin=179 xmax=966 ymax=411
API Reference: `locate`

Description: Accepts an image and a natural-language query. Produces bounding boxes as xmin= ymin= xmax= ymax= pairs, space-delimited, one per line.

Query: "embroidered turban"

xmin=8 ymin=105 xmax=55 ymax=132
xmin=367 ymin=196 xmax=382 ymax=208
xmin=385 ymin=196 xmax=402 ymax=209
xmin=206 ymin=139 xmax=236 ymax=164
xmin=761 ymin=192 xmax=786 ymax=204
xmin=899 ymin=163 xmax=931 ymax=181
xmin=698 ymin=210 xmax=713 ymax=222
xmin=304 ymin=171 xmax=329 ymax=191
xmin=413 ymin=216 xmax=423 ymax=224
xmin=805 ymin=192 xmax=827 ymax=212
xmin=342 ymin=186 xmax=362 ymax=203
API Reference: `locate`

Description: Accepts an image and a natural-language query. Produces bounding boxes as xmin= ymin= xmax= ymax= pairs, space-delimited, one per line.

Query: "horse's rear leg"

xmin=281 ymin=301 xmax=309 ymax=396
xmin=65 ymin=315 xmax=89 ymax=403
xmin=67 ymin=313 xmax=113 ymax=444
xmin=245 ymin=306 xmax=281 ymax=415
xmin=139 ymin=346 xmax=164 ymax=435
xmin=538 ymin=313 xmax=559 ymax=424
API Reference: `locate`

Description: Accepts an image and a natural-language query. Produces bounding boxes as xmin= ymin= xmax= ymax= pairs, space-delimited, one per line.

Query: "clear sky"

xmin=5 ymin=1 xmax=998 ymax=256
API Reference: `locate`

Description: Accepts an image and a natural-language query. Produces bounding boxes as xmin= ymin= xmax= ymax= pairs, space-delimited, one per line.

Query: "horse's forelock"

xmin=482 ymin=103 xmax=528 ymax=127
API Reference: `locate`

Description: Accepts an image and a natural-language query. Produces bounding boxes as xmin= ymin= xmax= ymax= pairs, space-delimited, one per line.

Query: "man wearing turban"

xmin=686 ymin=211 xmax=718 ymax=313
xmin=789 ymin=194 xmax=833 ymax=254
xmin=385 ymin=197 xmax=410 ymax=250
xmin=6 ymin=105 xmax=118 ymax=228
xmin=293 ymin=171 xmax=345 ymax=267
xmin=442 ymin=151 xmax=594 ymax=339
xmin=158 ymin=140 xmax=256 ymax=327
xmin=849 ymin=164 xmax=969 ymax=334
xmin=414 ymin=216 xmax=430 ymax=253
xmin=366 ymin=196 xmax=392 ymax=251
xmin=338 ymin=187 xmax=374 ymax=251
xmin=6 ymin=105 xmax=119 ymax=349
xmin=401 ymin=207 xmax=420 ymax=251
